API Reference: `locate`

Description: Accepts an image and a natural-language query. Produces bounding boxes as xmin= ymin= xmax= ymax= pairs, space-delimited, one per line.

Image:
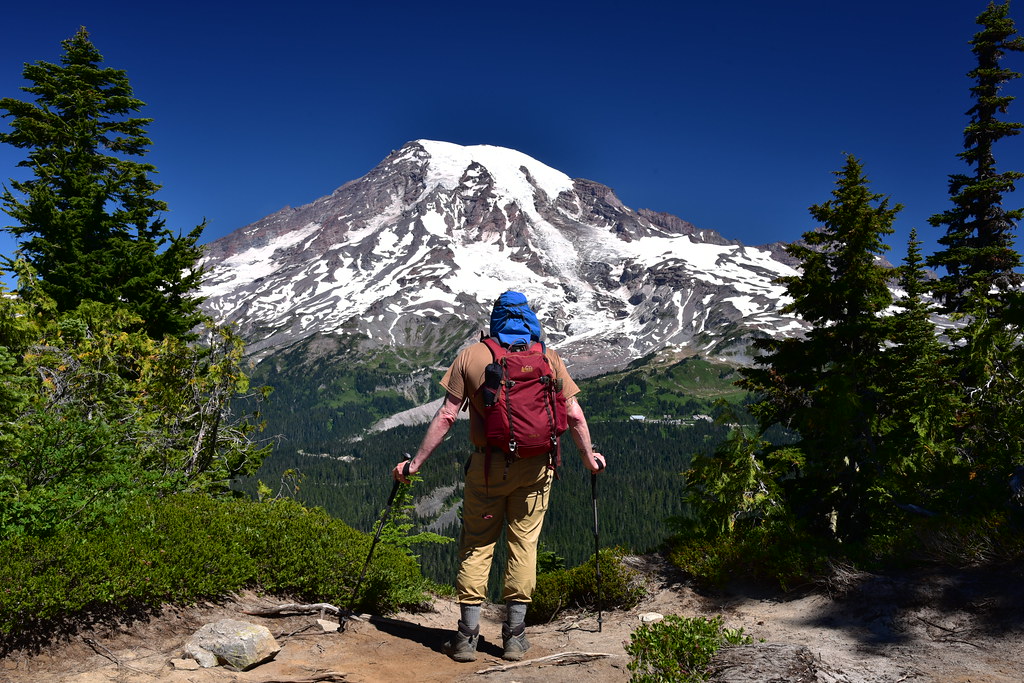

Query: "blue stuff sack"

xmin=489 ymin=291 xmax=542 ymax=347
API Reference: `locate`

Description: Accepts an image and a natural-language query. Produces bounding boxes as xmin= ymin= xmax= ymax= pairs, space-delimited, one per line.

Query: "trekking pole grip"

xmin=591 ymin=457 xmax=605 ymax=491
xmin=388 ymin=457 xmax=412 ymax=505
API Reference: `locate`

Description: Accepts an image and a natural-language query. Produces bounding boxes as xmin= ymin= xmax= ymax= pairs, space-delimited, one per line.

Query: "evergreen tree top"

xmin=0 ymin=27 xmax=205 ymax=340
xmin=781 ymin=155 xmax=898 ymax=329
xmin=927 ymin=0 xmax=1023 ymax=312
xmin=5 ymin=27 xmax=153 ymax=159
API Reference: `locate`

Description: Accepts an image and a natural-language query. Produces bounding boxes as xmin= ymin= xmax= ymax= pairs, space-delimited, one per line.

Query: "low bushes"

xmin=626 ymin=614 xmax=752 ymax=682
xmin=667 ymin=521 xmax=833 ymax=591
xmin=0 ymin=493 xmax=432 ymax=636
xmin=528 ymin=547 xmax=644 ymax=624
xmin=668 ymin=509 xmax=1024 ymax=596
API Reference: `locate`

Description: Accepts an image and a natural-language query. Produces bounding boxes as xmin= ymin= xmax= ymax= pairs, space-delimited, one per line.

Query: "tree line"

xmin=0 ymin=28 xmax=269 ymax=539
xmin=683 ymin=2 xmax=1024 ymax=572
xmin=240 ymin=418 xmax=727 ymax=599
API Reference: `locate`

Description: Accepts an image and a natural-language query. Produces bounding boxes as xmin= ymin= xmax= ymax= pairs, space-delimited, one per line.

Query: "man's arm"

xmin=566 ymin=396 xmax=606 ymax=473
xmin=393 ymin=392 xmax=463 ymax=483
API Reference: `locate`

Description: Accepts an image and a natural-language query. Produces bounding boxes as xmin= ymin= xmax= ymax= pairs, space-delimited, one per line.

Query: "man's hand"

xmin=392 ymin=459 xmax=415 ymax=484
xmin=585 ymin=452 xmax=606 ymax=474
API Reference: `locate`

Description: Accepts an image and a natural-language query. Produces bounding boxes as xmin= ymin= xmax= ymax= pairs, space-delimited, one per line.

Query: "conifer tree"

xmin=925 ymin=2 xmax=1024 ymax=508
xmin=928 ymin=1 xmax=1024 ymax=312
xmin=740 ymin=155 xmax=899 ymax=541
xmin=876 ymin=230 xmax=956 ymax=510
xmin=0 ymin=27 xmax=205 ymax=340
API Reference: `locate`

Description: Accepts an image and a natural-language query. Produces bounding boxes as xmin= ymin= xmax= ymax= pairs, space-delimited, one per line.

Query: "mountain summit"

xmin=199 ymin=140 xmax=804 ymax=374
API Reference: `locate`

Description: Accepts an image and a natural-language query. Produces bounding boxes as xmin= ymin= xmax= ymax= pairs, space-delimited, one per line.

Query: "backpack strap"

xmin=479 ymin=337 xmax=503 ymax=489
xmin=483 ymin=336 xmax=547 ymax=357
xmin=482 ymin=336 xmax=506 ymax=361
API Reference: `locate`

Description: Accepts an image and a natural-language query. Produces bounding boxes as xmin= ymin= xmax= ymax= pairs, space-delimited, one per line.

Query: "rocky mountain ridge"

xmin=199 ymin=140 xmax=807 ymax=376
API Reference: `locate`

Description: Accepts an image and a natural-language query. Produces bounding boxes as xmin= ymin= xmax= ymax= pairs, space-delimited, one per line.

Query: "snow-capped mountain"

xmin=199 ymin=140 xmax=805 ymax=376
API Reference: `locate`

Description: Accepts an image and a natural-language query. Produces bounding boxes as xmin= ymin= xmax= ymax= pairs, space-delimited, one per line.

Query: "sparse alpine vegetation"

xmin=626 ymin=614 xmax=753 ymax=683
xmin=0 ymin=494 xmax=434 ymax=640
xmin=529 ymin=548 xmax=645 ymax=624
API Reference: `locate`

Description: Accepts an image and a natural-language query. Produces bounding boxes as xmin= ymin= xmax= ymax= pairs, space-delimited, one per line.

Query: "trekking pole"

xmin=591 ymin=457 xmax=605 ymax=633
xmin=346 ymin=455 xmax=411 ymax=626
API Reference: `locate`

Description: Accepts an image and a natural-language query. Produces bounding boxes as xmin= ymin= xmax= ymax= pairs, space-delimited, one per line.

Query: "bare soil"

xmin=2 ymin=556 xmax=1022 ymax=682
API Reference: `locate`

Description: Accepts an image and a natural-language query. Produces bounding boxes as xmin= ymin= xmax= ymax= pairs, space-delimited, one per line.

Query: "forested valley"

xmin=236 ymin=353 xmax=746 ymax=597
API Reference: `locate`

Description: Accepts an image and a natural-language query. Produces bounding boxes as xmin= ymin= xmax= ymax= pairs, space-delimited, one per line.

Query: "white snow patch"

xmin=420 ymin=209 xmax=450 ymax=236
xmin=200 ymin=222 xmax=321 ymax=298
xmin=417 ymin=140 xmax=574 ymax=206
xmin=726 ymin=295 xmax=761 ymax=316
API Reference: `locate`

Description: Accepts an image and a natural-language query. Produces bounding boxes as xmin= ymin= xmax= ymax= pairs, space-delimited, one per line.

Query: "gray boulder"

xmin=183 ymin=619 xmax=280 ymax=670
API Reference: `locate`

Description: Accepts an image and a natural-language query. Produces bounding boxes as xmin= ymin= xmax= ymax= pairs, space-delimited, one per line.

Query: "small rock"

xmin=184 ymin=644 xmax=219 ymax=669
xmin=639 ymin=612 xmax=664 ymax=624
xmin=317 ymin=618 xmax=340 ymax=632
xmin=170 ymin=658 xmax=201 ymax=671
xmin=184 ymin=619 xmax=280 ymax=670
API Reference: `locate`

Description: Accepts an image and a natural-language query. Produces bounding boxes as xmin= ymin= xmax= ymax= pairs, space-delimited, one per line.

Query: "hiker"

xmin=392 ymin=290 xmax=606 ymax=663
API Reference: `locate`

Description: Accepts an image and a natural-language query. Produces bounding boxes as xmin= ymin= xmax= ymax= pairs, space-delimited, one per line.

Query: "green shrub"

xmin=875 ymin=511 xmax=1024 ymax=569
xmin=626 ymin=614 xmax=751 ymax=682
xmin=667 ymin=522 xmax=832 ymax=591
xmin=0 ymin=295 xmax=271 ymax=541
xmin=528 ymin=548 xmax=644 ymax=624
xmin=0 ymin=494 xmax=432 ymax=636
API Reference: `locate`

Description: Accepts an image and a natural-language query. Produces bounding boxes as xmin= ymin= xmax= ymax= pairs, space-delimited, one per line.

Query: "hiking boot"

xmin=443 ymin=621 xmax=479 ymax=662
xmin=501 ymin=622 xmax=530 ymax=661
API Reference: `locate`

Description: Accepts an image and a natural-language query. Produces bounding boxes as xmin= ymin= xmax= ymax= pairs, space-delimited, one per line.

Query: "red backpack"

xmin=478 ymin=337 xmax=569 ymax=473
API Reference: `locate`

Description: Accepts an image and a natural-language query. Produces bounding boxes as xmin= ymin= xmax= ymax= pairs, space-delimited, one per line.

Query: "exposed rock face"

xmin=199 ymin=140 xmax=808 ymax=376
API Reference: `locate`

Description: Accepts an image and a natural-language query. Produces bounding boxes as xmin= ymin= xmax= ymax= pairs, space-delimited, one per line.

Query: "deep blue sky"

xmin=2 ymin=0 xmax=1023 ymax=278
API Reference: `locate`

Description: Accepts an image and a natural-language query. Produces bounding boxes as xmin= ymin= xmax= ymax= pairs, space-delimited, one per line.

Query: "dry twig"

xmin=247 ymin=674 xmax=347 ymax=683
xmin=475 ymin=651 xmax=616 ymax=674
xmin=275 ymin=623 xmax=320 ymax=639
xmin=81 ymin=636 xmax=150 ymax=675
xmin=914 ymin=616 xmax=985 ymax=649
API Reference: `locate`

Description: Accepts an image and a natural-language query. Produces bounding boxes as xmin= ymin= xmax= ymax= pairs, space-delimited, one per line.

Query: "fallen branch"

xmin=913 ymin=616 xmax=985 ymax=650
xmin=82 ymin=636 xmax=149 ymax=675
xmin=475 ymin=651 xmax=617 ymax=674
xmin=248 ymin=674 xmax=347 ymax=682
xmin=243 ymin=602 xmax=344 ymax=617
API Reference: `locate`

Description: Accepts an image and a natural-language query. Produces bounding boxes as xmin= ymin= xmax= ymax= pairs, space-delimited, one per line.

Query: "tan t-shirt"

xmin=440 ymin=341 xmax=580 ymax=447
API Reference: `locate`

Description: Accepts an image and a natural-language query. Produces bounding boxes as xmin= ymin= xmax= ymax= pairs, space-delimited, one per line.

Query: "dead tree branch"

xmin=475 ymin=651 xmax=617 ymax=674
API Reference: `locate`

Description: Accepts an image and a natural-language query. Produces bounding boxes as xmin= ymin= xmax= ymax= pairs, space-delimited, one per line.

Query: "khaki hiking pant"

xmin=456 ymin=450 xmax=554 ymax=604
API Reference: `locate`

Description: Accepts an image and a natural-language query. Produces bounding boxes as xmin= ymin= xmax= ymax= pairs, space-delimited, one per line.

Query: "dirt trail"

xmin=2 ymin=556 xmax=1021 ymax=682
